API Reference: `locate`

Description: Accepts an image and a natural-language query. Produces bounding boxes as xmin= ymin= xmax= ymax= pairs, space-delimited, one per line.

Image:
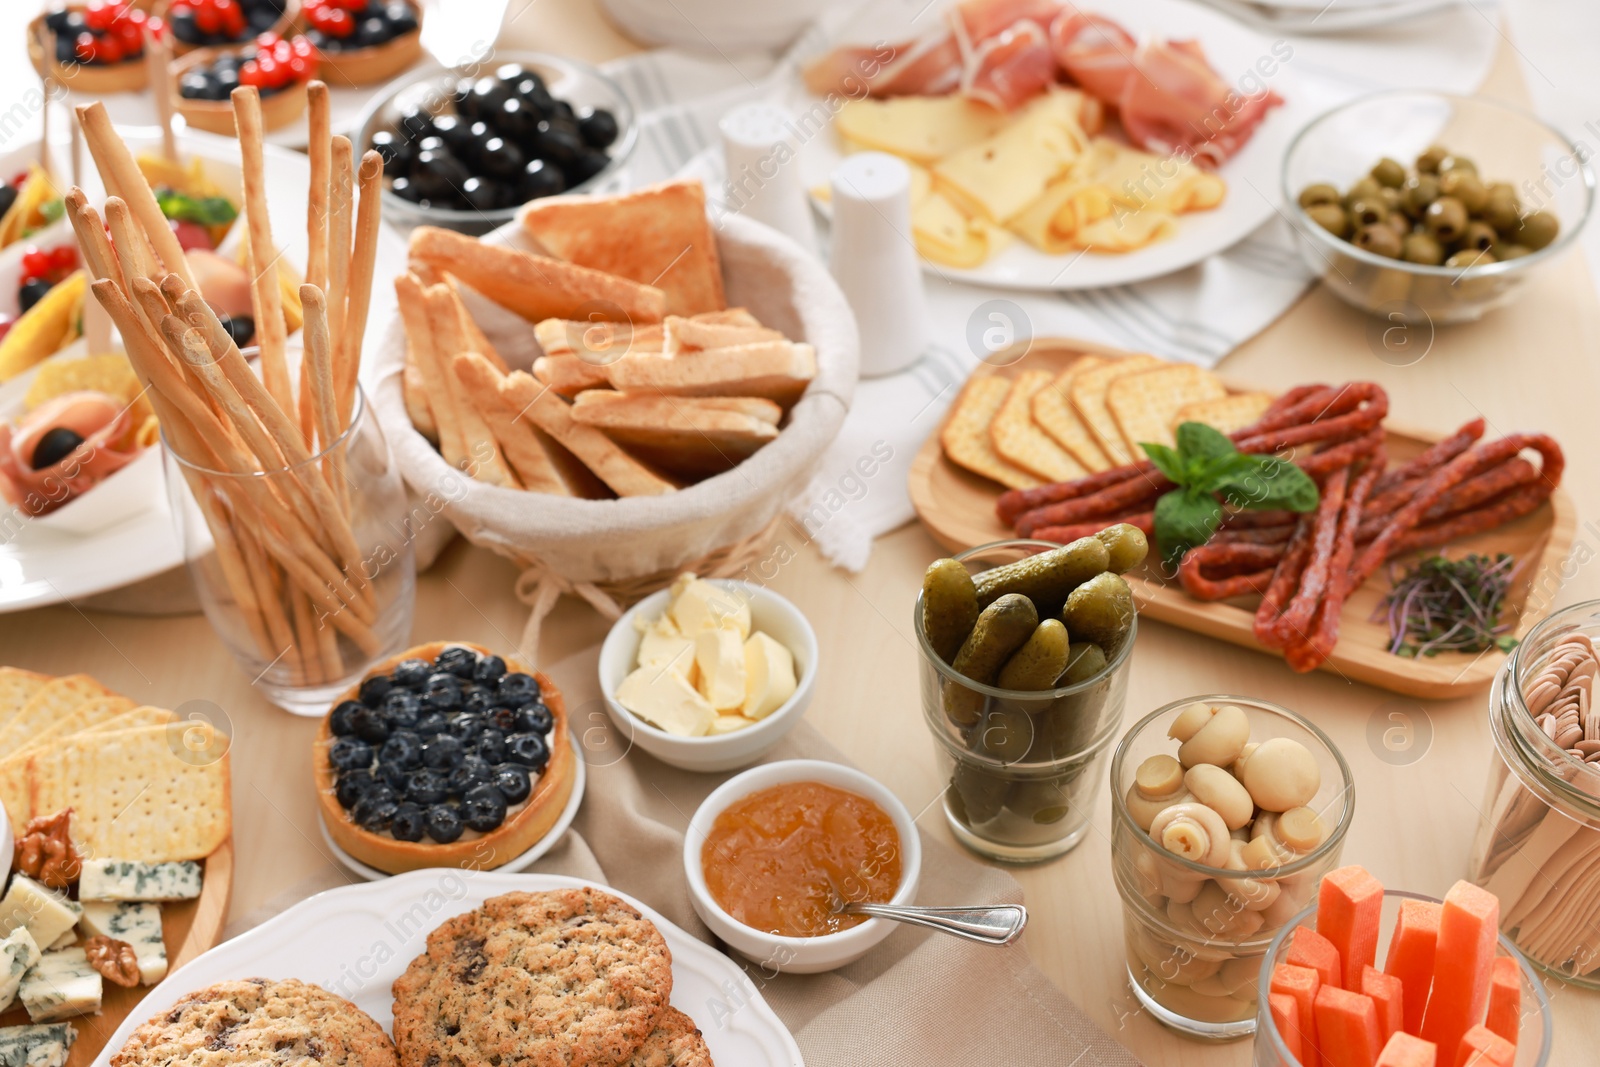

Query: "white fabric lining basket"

xmin=369 ymin=211 xmax=859 ymax=661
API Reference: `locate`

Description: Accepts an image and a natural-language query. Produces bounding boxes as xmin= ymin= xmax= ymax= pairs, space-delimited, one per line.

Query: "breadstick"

xmin=194 ymin=486 xmax=274 ymax=661
xmin=395 ymin=273 xmax=467 ymax=467
xmin=300 ymin=284 xmax=349 ymax=517
xmin=336 ymin=150 xmax=383 ymax=424
xmin=305 ymin=82 xmax=331 ymax=292
xmin=327 ymin=137 xmax=354 ymax=361
xmin=145 ymin=28 xmax=177 ymax=163
xmin=63 ymin=192 xmax=122 ymax=291
xmin=103 ymin=198 xmax=159 ymax=289
xmin=236 ymin=524 xmax=302 ymax=681
xmin=229 ymin=86 xmax=293 ymax=418
xmin=452 ymin=352 xmax=571 ymax=495
xmin=290 ymin=587 xmax=332 ymax=685
xmin=74 ymin=102 xmax=195 ymax=288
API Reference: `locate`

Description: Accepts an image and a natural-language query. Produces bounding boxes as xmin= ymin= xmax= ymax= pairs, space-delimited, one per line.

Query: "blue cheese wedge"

xmin=40 ymin=933 xmax=71 ymax=953
xmin=78 ymin=859 xmax=202 ymax=902
xmin=77 ymin=902 xmax=165 ymax=985
xmin=0 ymin=879 xmax=77 ymax=953
xmin=19 ymin=948 xmax=101 ymax=1022
xmin=0 ymin=1023 xmax=76 ymax=1067
xmin=0 ymin=929 xmax=40 ymax=1013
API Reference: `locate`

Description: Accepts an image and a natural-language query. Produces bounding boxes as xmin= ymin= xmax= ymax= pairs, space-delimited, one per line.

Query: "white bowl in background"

xmin=684 ymin=759 xmax=921 ymax=973
xmin=599 ymin=0 xmax=832 ymax=52
xmin=598 ymin=580 xmax=816 ymax=773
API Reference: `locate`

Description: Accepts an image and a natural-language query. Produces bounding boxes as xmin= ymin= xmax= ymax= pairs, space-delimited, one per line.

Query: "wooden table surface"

xmin=5 ymin=3 xmax=1600 ymax=1065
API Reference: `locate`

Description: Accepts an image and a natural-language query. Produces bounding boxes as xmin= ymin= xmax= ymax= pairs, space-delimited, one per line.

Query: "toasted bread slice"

xmin=941 ymin=377 xmax=1040 ymax=490
xmin=422 ymin=283 xmax=517 ymax=488
xmin=1031 ymin=357 xmax=1111 ymax=472
xmin=990 ymin=369 xmax=1087 ymax=482
xmin=663 ymin=315 xmax=783 ymax=354
xmin=607 ymin=341 xmax=816 ymax=407
xmin=532 ymin=319 xmax=664 ymax=397
xmin=408 ymin=226 xmax=666 ymax=325
xmin=502 ymin=371 xmax=677 ymax=497
xmin=518 ymin=180 xmax=726 ymax=316
xmin=397 ymin=272 xmax=468 ymax=467
xmin=1173 ymin=391 xmax=1274 ymax=436
xmin=1108 ymin=364 xmax=1227 ymax=453
xmin=569 ymin=391 xmax=780 ymax=477
xmin=1069 ymin=353 xmax=1163 ymax=466
xmin=452 ymin=353 xmax=573 ymax=496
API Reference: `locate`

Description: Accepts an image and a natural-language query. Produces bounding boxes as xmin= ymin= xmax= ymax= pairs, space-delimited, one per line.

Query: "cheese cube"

xmin=741 ymin=632 xmax=797 ymax=720
xmin=78 ymin=858 xmax=203 ymax=902
xmin=668 ymin=576 xmax=751 ymax=639
xmin=0 ymin=879 xmax=77 ymax=954
xmin=0 ymin=929 xmax=40 ymax=1014
xmin=694 ymin=628 xmax=747 ymax=712
xmin=708 ymin=715 xmax=755 ymax=736
xmin=0 ymin=1023 xmax=75 ymax=1067
xmin=615 ymin=667 xmax=716 ymax=737
xmin=635 ymin=614 xmax=695 ymax=678
xmin=19 ymin=948 xmax=101 ymax=1022
xmin=78 ymin=902 xmax=166 ymax=985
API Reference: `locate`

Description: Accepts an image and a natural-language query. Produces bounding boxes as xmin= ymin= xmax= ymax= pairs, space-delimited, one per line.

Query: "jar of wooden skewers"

xmin=1470 ymin=600 xmax=1600 ymax=989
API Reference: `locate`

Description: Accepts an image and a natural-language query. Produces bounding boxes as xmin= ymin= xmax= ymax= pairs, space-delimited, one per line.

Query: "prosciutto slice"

xmin=960 ymin=19 xmax=1058 ymax=111
xmin=1048 ymin=9 xmax=1137 ymax=104
xmin=0 ymin=391 xmax=142 ymax=515
xmin=1117 ymin=39 xmax=1282 ymax=168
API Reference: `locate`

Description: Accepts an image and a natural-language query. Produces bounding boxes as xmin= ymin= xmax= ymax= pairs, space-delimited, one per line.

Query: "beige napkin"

xmin=231 ymin=646 xmax=1147 ymax=1067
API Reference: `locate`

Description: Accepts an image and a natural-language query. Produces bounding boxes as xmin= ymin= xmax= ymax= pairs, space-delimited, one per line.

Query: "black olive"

xmin=550 ymin=98 xmax=576 ymax=123
xmin=515 ymin=703 xmax=553 ymax=736
xmin=460 ymin=783 xmax=508 ymax=832
xmin=388 ymin=175 xmax=422 ymax=203
xmin=329 ymin=700 xmax=364 ymax=737
xmin=18 ymin=278 xmax=54 ymax=314
xmin=29 ymin=427 xmax=84 ymax=470
xmin=414 ymin=135 xmax=447 ymax=156
xmin=434 ymin=646 xmax=478 ymax=677
xmin=328 ymin=736 xmax=373 ymax=772
xmin=519 ymin=158 xmax=566 ymax=200
xmin=353 ymin=792 xmax=400 ymax=832
xmin=358 ymin=673 xmax=394 ymax=708
xmin=422 ymin=734 xmax=465 ymax=770
xmin=496 ymin=62 xmax=536 ymax=87
xmin=505 ymin=732 xmax=549 ymax=770
xmin=390 ymin=803 xmax=426 ymax=842
xmin=492 ymin=764 xmax=532 ymax=804
xmin=493 ymin=97 xmax=538 ymax=143
xmin=414 ymin=711 xmax=450 ymax=737
xmin=406 ymin=768 xmax=448 ymax=806
xmin=0 ymin=186 xmax=16 ymax=220
xmin=410 ymin=148 xmax=470 ymax=201
xmin=473 ymin=654 xmax=507 ymax=684
xmin=578 ymin=108 xmax=619 ymax=150
xmin=392 ymin=658 xmax=431 ymax=687
xmin=447 ymin=756 xmax=492 ymax=796
xmin=520 ymin=82 xmax=556 ymax=120
xmin=476 ymin=729 xmax=507 ymax=765
xmin=533 ymin=120 xmax=583 ymax=168
xmin=378 ymin=731 xmax=423 ymax=770
xmin=470 ymin=76 xmax=512 ymax=117
xmin=566 ymin=148 xmax=611 ymax=187
xmin=496 ymin=672 xmax=541 ymax=708
xmin=335 ymin=770 xmax=375 ymax=809
xmin=428 ymin=115 xmax=473 ymax=158
xmin=370 ymin=129 xmax=412 ymax=178
xmin=478 ymin=137 xmax=525 ymax=181
xmin=425 ymin=803 xmax=463 ymax=843
xmin=397 ymin=106 xmax=436 ymax=142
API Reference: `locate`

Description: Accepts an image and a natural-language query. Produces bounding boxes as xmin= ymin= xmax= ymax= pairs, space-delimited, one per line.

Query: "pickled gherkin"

xmin=997 ymin=619 xmax=1071 ymax=691
xmin=945 ymin=594 xmax=1037 ymax=724
xmin=1095 ymin=523 xmax=1149 ymax=574
xmin=920 ymin=558 xmax=979 ymax=663
xmin=971 ymin=537 xmax=1110 ymax=614
xmin=948 ymin=762 xmax=1010 ymax=825
xmin=1062 ymin=572 xmax=1135 ymax=647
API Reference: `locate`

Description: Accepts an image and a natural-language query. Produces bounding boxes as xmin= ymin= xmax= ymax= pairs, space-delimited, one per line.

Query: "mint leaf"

xmin=1215 ymin=455 xmax=1319 ymax=512
xmin=1175 ymin=421 xmax=1236 ymax=466
xmin=1153 ymin=487 xmax=1225 ymax=563
xmin=1140 ymin=441 xmax=1185 ymax=483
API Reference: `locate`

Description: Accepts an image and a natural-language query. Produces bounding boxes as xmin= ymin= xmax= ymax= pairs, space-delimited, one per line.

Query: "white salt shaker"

xmin=718 ymin=102 xmax=816 ymax=253
xmin=828 ymin=152 xmax=929 ymax=378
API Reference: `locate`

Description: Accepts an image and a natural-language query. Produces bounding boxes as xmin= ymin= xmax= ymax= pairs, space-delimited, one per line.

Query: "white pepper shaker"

xmin=718 ymin=102 xmax=816 ymax=253
xmin=828 ymin=151 xmax=929 ymax=378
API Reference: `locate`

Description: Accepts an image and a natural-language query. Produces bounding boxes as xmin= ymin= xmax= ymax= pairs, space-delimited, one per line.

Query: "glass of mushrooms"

xmin=1110 ymin=695 xmax=1355 ymax=1039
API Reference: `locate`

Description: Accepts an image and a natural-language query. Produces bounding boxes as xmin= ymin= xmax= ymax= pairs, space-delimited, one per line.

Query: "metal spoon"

xmin=834 ymin=901 xmax=1028 ymax=946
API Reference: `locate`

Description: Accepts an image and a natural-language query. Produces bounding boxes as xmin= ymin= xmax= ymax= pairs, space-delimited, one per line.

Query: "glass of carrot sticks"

xmin=68 ymin=86 xmax=416 ymax=713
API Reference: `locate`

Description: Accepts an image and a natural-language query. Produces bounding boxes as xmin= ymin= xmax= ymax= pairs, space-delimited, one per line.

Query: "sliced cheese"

xmin=615 ymin=667 xmax=717 ymax=737
xmin=18 ymin=948 xmax=100 ymax=1023
xmin=742 ymin=632 xmax=797 ymax=720
xmin=933 ymin=88 xmax=1091 ymax=224
xmin=836 ymin=95 xmax=1011 ymax=165
xmin=78 ymin=901 xmax=166 ymax=985
xmin=78 ymin=858 xmax=202 ymax=902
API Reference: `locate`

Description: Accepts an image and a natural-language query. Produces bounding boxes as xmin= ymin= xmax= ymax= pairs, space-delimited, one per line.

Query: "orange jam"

xmin=701 ymin=780 xmax=903 ymax=938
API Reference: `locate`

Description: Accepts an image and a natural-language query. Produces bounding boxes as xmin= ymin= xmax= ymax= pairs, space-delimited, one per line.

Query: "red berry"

xmin=20 ymin=248 xmax=49 ymax=280
xmin=0 ymin=318 xmax=13 ymax=345
xmin=239 ymin=58 xmax=266 ymax=87
xmin=48 ymin=247 xmax=78 ymax=274
xmin=169 ymin=219 xmax=213 ymax=252
xmin=194 ymin=3 xmax=221 ymax=35
xmin=335 ymin=0 xmax=365 ymax=9
xmin=255 ymin=54 xmax=281 ymax=86
xmin=73 ymin=32 xmax=98 ymax=64
xmin=96 ymin=34 xmax=125 ymax=64
xmin=10 ymin=172 xmax=28 ymax=190
xmin=285 ymin=54 xmax=311 ymax=81
xmin=168 ymin=1 xmax=194 ymax=16
xmin=126 ymin=8 xmax=147 ymax=27
xmin=290 ymin=34 xmax=314 ymax=58
xmin=216 ymin=0 xmax=244 ymax=36
xmin=324 ymin=8 xmax=354 ymax=36
xmin=256 ymin=30 xmax=280 ymax=48
xmin=84 ymin=0 xmax=117 ymax=32
xmin=146 ymin=14 xmax=165 ymax=38
xmin=112 ymin=19 xmax=144 ymax=53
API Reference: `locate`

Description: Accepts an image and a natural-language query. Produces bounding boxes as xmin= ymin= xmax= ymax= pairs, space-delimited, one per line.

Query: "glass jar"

xmin=1110 ymin=696 xmax=1355 ymax=1039
xmin=915 ymin=539 xmax=1135 ymax=863
xmin=165 ymin=387 xmax=416 ymax=715
xmin=1470 ymin=599 xmax=1600 ymax=988
xmin=1253 ymin=889 xmax=1552 ymax=1067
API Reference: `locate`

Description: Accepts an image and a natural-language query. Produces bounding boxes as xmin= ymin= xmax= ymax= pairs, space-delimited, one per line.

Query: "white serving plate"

xmin=91 ymin=871 xmax=805 ymax=1067
xmin=792 ymin=0 xmax=1315 ymax=291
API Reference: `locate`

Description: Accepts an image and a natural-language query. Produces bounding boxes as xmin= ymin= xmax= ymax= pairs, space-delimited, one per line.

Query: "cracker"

xmin=422 ymin=284 xmax=517 ymax=488
xmin=989 ymin=369 xmax=1087 ymax=482
xmin=1030 ymin=357 xmax=1111 ymax=472
xmin=77 ymin=704 xmax=176 ymax=734
xmin=0 ymin=669 xmax=49 ymax=725
xmin=1173 ymin=391 xmax=1275 ymax=436
xmin=29 ymin=723 xmax=230 ymax=862
xmin=502 ymin=372 xmax=677 ymax=498
xmin=940 ymin=377 xmax=1041 ymax=490
xmin=1107 ymin=364 xmax=1227 ymax=453
xmin=7 ymin=695 xmax=136 ymax=760
xmin=1068 ymin=353 xmax=1163 ymax=466
xmin=0 ymin=753 xmax=30 ymax=833
xmin=0 ymin=674 xmax=116 ymax=755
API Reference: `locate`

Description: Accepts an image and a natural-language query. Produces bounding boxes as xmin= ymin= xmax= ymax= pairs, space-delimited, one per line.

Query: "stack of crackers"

xmin=942 ymin=351 xmax=1274 ymax=490
xmin=0 ymin=668 xmax=230 ymax=862
xmin=396 ymin=179 xmax=817 ymax=498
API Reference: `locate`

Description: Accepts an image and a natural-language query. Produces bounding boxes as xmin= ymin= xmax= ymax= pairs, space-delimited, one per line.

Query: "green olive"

xmin=1438 ymin=154 xmax=1478 ymax=176
xmin=1439 ymin=170 xmax=1488 ymax=215
xmin=1482 ymin=190 xmax=1522 ymax=235
xmin=1347 ymin=197 xmax=1388 ymax=228
xmin=1445 ymin=249 xmax=1495 ymax=270
xmin=1403 ymin=174 xmax=1440 ymax=218
xmin=1378 ymin=185 xmax=1404 ymax=212
xmin=1343 ymin=176 xmax=1382 ymax=207
xmin=1424 ymin=196 xmax=1468 ymax=243
xmin=1307 ymin=203 xmax=1350 ymax=239
xmin=1462 ymin=221 xmax=1498 ymax=252
xmin=1354 ymin=223 xmax=1402 ymax=259
xmin=1371 ymin=157 xmax=1407 ymax=189
xmin=1517 ymin=211 xmax=1560 ymax=251
xmin=1401 ymin=232 xmax=1444 ymax=266
xmin=1415 ymin=145 xmax=1449 ymax=174
xmin=1384 ymin=211 xmax=1412 ymax=238
xmin=1494 ymin=242 xmax=1531 ymax=261
xmin=1297 ymin=183 xmax=1341 ymax=210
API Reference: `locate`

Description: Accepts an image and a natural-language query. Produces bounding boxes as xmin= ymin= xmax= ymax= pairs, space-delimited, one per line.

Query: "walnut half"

xmin=13 ymin=808 xmax=80 ymax=889
xmin=83 ymin=936 xmax=140 ymax=988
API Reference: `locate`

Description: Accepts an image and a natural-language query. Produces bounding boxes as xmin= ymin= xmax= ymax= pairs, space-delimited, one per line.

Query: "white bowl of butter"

xmin=598 ymin=575 xmax=817 ymax=773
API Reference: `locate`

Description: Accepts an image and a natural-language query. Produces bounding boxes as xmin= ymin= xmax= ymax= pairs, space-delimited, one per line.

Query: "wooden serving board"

xmin=0 ymin=839 xmax=234 ymax=1066
xmin=907 ymin=339 xmax=1576 ymax=699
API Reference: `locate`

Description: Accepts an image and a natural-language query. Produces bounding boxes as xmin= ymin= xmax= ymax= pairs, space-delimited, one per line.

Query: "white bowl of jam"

xmin=684 ymin=759 xmax=922 ymax=974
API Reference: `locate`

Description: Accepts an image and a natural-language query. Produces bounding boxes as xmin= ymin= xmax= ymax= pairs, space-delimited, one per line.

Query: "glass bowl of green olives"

xmin=1282 ymin=90 xmax=1593 ymax=325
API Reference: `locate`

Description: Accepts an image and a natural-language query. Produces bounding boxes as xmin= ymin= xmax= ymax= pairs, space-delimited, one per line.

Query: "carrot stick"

xmin=1384 ymin=899 xmax=1441 ymax=1035
xmin=1421 ymin=882 xmax=1502 ymax=1067
xmin=1314 ymin=986 xmax=1383 ymax=1067
xmin=1484 ymin=957 xmax=1520 ymax=1047
xmin=1318 ymin=866 xmax=1384 ymax=990
xmin=1454 ymin=1025 xmax=1514 ymax=1067
xmin=1270 ymin=993 xmax=1305 ymax=1066
xmin=1376 ymin=1033 xmax=1437 ymax=1067
xmin=1289 ymin=927 xmax=1344 ymax=991
xmin=1356 ymin=966 xmax=1403 ymax=1045
xmin=1272 ymin=964 xmax=1323 ymax=1067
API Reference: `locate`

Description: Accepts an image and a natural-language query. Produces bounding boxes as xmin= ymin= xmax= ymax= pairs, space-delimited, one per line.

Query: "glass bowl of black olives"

xmin=1282 ymin=90 xmax=1594 ymax=326
xmin=354 ymin=52 xmax=636 ymax=237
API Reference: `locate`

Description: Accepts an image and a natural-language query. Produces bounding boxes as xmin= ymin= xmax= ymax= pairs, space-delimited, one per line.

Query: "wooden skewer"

xmin=229 ymin=86 xmax=294 ymax=418
xmin=75 ymin=102 xmax=195 ymax=288
xmin=145 ymin=28 xmax=177 ymax=164
xmin=337 ymin=150 xmax=384 ymax=425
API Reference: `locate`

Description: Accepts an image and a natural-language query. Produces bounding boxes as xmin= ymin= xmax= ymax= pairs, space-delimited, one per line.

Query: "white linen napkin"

xmin=599 ymin=2 xmax=1502 ymax=570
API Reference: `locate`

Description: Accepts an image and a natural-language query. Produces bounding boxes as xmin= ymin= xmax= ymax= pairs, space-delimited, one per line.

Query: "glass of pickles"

xmin=915 ymin=529 xmax=1143 ymax=862
xmin=1282 ymin=90 xmax=1593 ymax=325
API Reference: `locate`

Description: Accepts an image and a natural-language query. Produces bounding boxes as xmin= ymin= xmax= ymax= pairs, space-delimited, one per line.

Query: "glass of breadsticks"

xmin=67 ymin=88 xmax=415 ymax=714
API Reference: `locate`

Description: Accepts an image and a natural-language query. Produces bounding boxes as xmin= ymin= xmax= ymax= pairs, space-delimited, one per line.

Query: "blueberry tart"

xmin=28 ymin=2 xmax=157 ymax=95
xmin=171 ymin=32 xmax=319 ymax=136
xmin=302 ymin=0 xmax=422 ymax=86
xmin=157 ymin=0 xmax=297 ymax=56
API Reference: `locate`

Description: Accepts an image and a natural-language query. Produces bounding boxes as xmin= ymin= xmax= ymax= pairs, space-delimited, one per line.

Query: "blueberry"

xmin=478 ymin=136 xmax=524 ymax=181
xmin=447 ymin=756 xmax=492 ymax=796
xmin=473 ymin=654 xmax=507 ymax=684
xmin=415 ymin=711 xmax=450 ymax=737
xmin=355 ymin=16 xmax=390 ymax=47
xmin=476 ymin=729 xmax=507 ymax=765
xmin=432 ymin=645 xmax=477 ymax=677
xmin=358 ymin=673 xmax=394 ymax=707
xmin=423 ymin=677 xmax=462 ymax=713
xmin=377 ymin=760 xmax=410 ymax=790
xmin=520 ymin=158 xmax=566 ymax=200
xmin=445 ymin=714 xmax=485 ymax=744
xmin=328 ymin=737 xmax=373 ymax=772
xmin=329 ymin=700 xmax=363 ymax=737
xmin=566 ymin=148 xmax=611 ymax=187
xmin=390 ymin=803 xmax=426 ymax=842
xmin=215 ymin=66 xmax=241 ymax=94
xmin=55 ymin=35 xmax=78 ymax=64
xmin=425 ymin=803 xmax=463 ymax=843
xmin=305 ymin=27 xmax=332 ymax=51
xmin=378 ymin=731 xmax=423 ymax=770
xmin=460 ymin=784 xmax=508 ymax=832
xmin=179 ymin=72 xmax=222 ymax=102
xmin=515 ymin=703 xmax=553 ymax=735
xmin=487 ymin=707 xmax=519 ymax=733
xmin=577 ymin=107 xmax=619 ymax=150
xmin=384 ymin=2 xmax=418 ymax=33
xmin=351 ymin=784 xmax=399 ymax=830
xmin=406 ymin=768 xmax=448 ymax=806
xmin=392 ymin=658 xmax=431 ymax=687
xmin=492 ymin=764 xmax=532 ymax=804
xmin=335 ymin=770 xmax=375 ymax=809
xmin=168 ymin=9 xmax=200 ymax=43
xmin=347 ymin=704 xmax=389 ymax=744
xmin=421 ymin=734 xmax=464 ymax=771
xmin=505 ymin=732 xmax=549 ymax=770
xmin=383 ymin=695 xmax=420 ymax=733
xmin=246 ymin=3 xmax=280 ymax=31
xmin=461 ymin=689 xmax=492 ymax=716
xmin=44 ymin=10 xmax=81 ymax=33
xmin=496 ymin=672 xmax=541 ymax=708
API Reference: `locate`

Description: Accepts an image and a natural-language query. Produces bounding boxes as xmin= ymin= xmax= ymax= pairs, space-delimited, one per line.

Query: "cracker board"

xmin=0 ymin=838 xmax=232 ymax=1066
xmin=907 ymin=339 xmax=1576 ymax=699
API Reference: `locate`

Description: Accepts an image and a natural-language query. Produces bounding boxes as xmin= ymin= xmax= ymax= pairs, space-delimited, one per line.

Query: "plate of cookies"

xmin=96 ymin=873 xmax=803 ymax=1067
